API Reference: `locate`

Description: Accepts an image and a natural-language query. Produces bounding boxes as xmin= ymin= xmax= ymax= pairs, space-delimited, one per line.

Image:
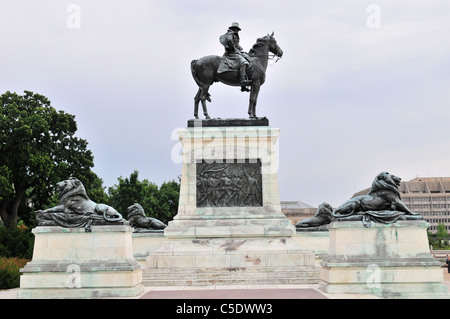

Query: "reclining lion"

xmin=332 ymin=172 xmax=420 ymax=222
xmin=127 ymin=203 xmax=167 ymax=232
xmin=295 ymin=202 xmax=333 ymax=231
xmin=36 ymin=177 xmax=124 ymax=230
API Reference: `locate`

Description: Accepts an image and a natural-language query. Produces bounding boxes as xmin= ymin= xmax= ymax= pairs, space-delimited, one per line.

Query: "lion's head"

xmin=127 ymin=203 xmax=167 ymax=230
xmin=295 ymin=201 xmax=333 ymax=229
xmin=127 ymin=203 xmax=146 ymax=218
xmin=370 ymin=171 xmax=401 ymax=197
xmin=56 ymin=177 xmax=89 ymax=203
xmin=315 ymin=202 xmax=333 ymax=223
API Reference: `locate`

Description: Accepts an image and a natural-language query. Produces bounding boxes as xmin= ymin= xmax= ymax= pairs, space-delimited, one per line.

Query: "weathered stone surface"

xmin=145 ymin=237 xmax=319 ymax=286
xmin=172 ymin=126 xmax=282 ymax=222
xmin=293 ymin=232 xmax=329 ymax=259
xmin=144 ymin=125 xmax=319 ymax=286
xmin=319 ymin=221 xmax=449 ymax=298
xmin=19 ymin=225 xmax=143 ymax=299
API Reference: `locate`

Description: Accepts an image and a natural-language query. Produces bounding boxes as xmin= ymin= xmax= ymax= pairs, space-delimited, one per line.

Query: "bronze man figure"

xmin=191 ymin=26 xmax=283 ymax=119
xmin=219 ymin=22 xmax=251 ymax=87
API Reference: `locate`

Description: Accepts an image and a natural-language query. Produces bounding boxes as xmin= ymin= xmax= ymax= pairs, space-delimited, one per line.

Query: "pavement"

xmin=2 ymin=269 xmax=450 ymax=299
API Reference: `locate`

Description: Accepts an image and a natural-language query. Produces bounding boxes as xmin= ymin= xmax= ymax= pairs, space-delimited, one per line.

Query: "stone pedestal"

xmin=144 ymin=124 xmax=319 ymax=286
xmin=19 ymin=225 xmax=143 ymax=299
xmin=320 ymin=221 xmax=449 ymax=298
xmin=132 ymin=232 xmax=165 ymax=268
xmin=294 ymin=231 xmax=330 ymax=260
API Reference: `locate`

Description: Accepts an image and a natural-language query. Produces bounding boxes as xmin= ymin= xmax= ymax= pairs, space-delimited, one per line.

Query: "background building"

xmin=352 ymin=177 xmax=450 ymax=233
xmin=281 ymin=201 xmax=316 ymax=225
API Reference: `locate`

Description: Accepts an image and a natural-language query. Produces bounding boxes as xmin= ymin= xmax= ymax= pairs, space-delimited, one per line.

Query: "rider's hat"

xmin=228 ymin=22 xmax=241 ymax=31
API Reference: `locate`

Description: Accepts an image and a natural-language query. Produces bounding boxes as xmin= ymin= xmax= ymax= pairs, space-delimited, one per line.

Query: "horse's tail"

xmin=190 ymin=59 xmax=202 ymax=86
xmin=191 ymin=59 xmax=212 ymax=102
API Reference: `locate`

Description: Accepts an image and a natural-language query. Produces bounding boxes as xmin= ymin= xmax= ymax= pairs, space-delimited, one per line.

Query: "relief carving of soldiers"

xmin=243 ymin=170 xmax=261 ymax=206
xmin=196 ymin=161 xmax=262 ymax=207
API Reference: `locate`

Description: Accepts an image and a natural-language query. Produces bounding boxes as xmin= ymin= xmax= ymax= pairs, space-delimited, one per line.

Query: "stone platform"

xmin=319 ymin=220 xmax=449 ymax=298
xmin=145 ymin=125 xmax=319 ymax=285
xmin=145 ymin=233 xmax=318 ymax=286
xmin=18 ymin=225 xmax=143 ymax=299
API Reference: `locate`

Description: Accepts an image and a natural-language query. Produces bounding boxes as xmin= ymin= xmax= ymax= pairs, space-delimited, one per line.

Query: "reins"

xmin=267 ymin=54 xmax=281 ymax=66
xmin=248 ymin=52 xmax=281 ymax=66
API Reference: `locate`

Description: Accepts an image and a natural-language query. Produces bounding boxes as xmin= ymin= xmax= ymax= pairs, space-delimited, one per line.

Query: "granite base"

xmin=319 ymin=221 xmax=449 ymax=298
xmin=18 ymin=226 xmax=143 ymax=299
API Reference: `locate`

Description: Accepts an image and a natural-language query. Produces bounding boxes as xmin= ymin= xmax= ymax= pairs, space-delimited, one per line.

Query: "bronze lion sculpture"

xmin=294 ymin=172 xmax=422 ymax=232
xmin=333 ymin=172 xmax=415 ymax=216
xmin=332 ymin=171 xmax=421 ymax=225
xmin=127 ymin=203 xmax=167 ymax=232
xmin=36 ymin=177 xmax=125 ymax=231
xmin=295 ymin=202 xmax=333 ymax=231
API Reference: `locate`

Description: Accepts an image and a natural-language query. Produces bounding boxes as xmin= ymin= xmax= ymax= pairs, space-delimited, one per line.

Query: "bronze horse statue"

xmin=191 ymin=32 xmax=283 ymax=119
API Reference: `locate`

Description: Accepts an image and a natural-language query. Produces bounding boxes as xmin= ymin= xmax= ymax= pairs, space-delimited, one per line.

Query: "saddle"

xmin=217 ymin=53 xmax=251 ymax=74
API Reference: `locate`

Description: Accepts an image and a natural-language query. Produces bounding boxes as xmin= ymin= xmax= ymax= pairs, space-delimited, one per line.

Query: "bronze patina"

xmin=191 ymin=23 xmax=283 ymax=120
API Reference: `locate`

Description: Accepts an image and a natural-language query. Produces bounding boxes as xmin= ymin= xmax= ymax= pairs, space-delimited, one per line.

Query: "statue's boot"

xmin=239 ymin=65 xmax=252 ymax=86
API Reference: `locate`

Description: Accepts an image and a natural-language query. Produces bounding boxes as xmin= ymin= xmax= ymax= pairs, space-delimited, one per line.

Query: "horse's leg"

xmin=194 ymin=88 xmax=202 ymax=119
xmin=200 ymin=85 xmax=211 ymax=119
xmin=248 ymin=99 xmax=256 ymax=118
xmin=248 ymin=82 xmax=260 ymax=118
xmin=201 ymin=100 xmax=210 ymax=119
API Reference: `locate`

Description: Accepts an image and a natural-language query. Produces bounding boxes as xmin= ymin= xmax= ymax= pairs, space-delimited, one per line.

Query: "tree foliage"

xmin=107 ymin=170 xmax=179 ymax=224
xmin=0 ymin=224 xmax=34 ymax=259
xmin=0 ymin=90 xmax=180 ymax=260
xmin=0 ymin=91 xmax=103 ymax=227
xmin=428 ymin=223 xmax=450 ymax=249
xmin=436 ymin=222 xmax=448 ymax=239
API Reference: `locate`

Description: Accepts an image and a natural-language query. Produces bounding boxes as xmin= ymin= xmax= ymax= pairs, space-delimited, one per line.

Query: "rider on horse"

xmin=219 ymin=22 xmax=252 ymax=88
xmin=191 ymin=27 xmax=283 ymax=119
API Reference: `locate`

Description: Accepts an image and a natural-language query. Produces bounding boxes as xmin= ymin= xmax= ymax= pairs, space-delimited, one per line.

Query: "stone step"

xmin=142 ymin=266 xmax=320 ymax=286
xmin=142 ymin=277 xmax=320 ymax=287
xmin=143 ymin=268 xmax=319 ymax=279
xmin=143 ymin=266 xmax=320 ymax=274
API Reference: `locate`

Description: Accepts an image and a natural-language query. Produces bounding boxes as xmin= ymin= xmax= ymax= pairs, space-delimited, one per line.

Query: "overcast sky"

xmin=1 ymin=0 xmax=449 ymax=208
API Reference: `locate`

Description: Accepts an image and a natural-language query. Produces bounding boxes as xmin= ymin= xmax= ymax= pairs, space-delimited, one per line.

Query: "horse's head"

xmin=250 ymin=32 xmax=283 ymax=59
xmin=266 ymin=32 xmax=283 ymax=58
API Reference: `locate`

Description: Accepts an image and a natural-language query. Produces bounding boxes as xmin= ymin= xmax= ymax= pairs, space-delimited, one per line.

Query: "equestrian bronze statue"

xmin=191 ymin=23 xmax=283 ymax=119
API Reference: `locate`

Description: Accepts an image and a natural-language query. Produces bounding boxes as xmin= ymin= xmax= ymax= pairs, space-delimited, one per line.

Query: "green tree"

xmin=0 ymin=91 xmax=101 ymax=227
xmin=107 ymin=170 xmax=179 ymax=224
xmin=84 ymin=174 xmax=109 ymax=205
xmin=157 ymin=179 xmax=180 ymax=223
xmin=436 ymin=222 xmax=448 ymax=237
xmin=436 ymin=222 xmax=449 ymax=248
xmin=107 ymin=170 xmax=158 ymax=219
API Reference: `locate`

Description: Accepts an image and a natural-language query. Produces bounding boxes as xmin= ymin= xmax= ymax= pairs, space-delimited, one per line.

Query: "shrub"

xmin=0 ymin=224 xmax=34 ymax=259
xmin=0 ymin=257 xmax=29 ymax=289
